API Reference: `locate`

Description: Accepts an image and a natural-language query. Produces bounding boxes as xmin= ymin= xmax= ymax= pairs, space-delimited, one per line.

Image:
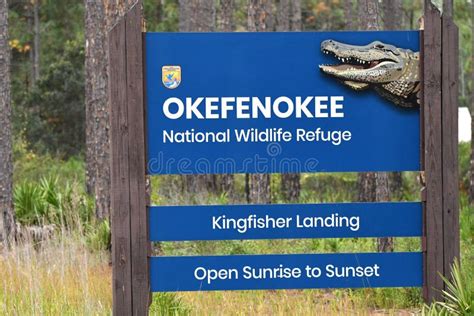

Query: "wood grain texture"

xmin=125 ymin=3 xmax=149 ymax=315
xmin=109 ymin=18 xmax=133 ymax=315
xmin=441 ymin=15 xmax=460 ymax=284
xmin=423 ymin=0 xmax=444 ymax=303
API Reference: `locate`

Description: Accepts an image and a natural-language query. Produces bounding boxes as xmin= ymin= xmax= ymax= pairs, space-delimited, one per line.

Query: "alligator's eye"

xmin=374 ymin=44 xmax=385 ymax=49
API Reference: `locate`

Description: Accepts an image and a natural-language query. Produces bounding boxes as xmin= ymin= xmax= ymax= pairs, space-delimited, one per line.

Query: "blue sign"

xmin=149 ymin=202 xmax=422 ymax=241
xmin=150 ymin=252 xmax=422 ymax=292
xmin=145 ymin=31 xmax=420 ymax=175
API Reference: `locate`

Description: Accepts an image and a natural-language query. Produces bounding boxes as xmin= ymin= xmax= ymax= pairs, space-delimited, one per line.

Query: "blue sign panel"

xmin=145 ymin=31 xmax=420 ymax=175
xmin=149 ymin=202 xmax=422 ymax=241
xmin=150 ymin=252 xmax=422 ymax=292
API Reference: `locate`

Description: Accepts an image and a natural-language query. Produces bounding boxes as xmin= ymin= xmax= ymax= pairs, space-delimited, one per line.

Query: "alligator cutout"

xmin=319 ymin=40 xmax=420 ymax=108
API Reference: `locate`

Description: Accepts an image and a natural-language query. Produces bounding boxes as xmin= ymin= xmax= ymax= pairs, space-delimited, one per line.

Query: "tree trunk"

xmin=33 ymin=0 xmax=40 ymax=81
xmin=383 ymin=0 xmax=404 ymax=201
xmin=178 ymin=0 xmax=216 ymax=195
xmin=281 ymin=173 xmax=300 ymax=202
xmin=180 ymin=0 xmax=215 ymax=32
xmin=470 ymin=0 xmax=474 ymax=204
xmin=216 ymin=0 xmax=235 ymax=199
xmin=376 ymin=172 xmax=393 ymax=251
xmin=358 ymin=0 xmax=379 ymax=30
xmin=277 ymin=0 xmax=301 ymax=202
xmin=358 ymin=0 xmax=393 ymax=252
xmin=382 ymin=0 xmax=402 ymax=30
xmin=85 ymin=0 xmax=136 ymax=220
xmin=85 ymin=0 xmax=111 ymax=220
xmin=389 ymin=172 xmax=403 ymax=199
xmin=357 ymin=172 xmax=376 ymax=202
xmin=218 ymin=0 xmax=234 ymax=32
xmin=344 ymin=0 xmax=354 ymax=30
xmin=0 ymin=0 xmax=16 ymax=247
xmin=247 ymin=0 xmax=273 ymax=204
xmin=248 ymin=174 xmax=271 ymax=204
xmin=289 ymin=0 xmax=301 ymax=31
xmin=248 ymin=0 xmax=273 ymax=32
xmin=276 ymin=0 xmax=290 ymax=31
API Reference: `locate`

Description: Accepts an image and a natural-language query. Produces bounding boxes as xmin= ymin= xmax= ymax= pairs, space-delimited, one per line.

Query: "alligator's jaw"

xmin=319 ymin=40 xmax=401 ymax=84
xmin=319 ymin=59 xmax=398 ymax=84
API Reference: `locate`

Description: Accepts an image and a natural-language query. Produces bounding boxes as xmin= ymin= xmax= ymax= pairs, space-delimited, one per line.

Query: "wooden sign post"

xmin=422 ymin=0 xmax=459 ymax=302
xmin=108 ymin=1 xmax=459 ymax=314
xmin=108 ymin=3 xmax=149 ymax=315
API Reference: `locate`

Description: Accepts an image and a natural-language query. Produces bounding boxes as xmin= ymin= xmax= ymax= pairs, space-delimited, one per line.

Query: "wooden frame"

xmin=107 ymin=0 xmax=459 ymax=313
xmin=108 ymin=3 xmax=149 ymax=315
xmin=422 ymin=0 xmax=459 ymax=302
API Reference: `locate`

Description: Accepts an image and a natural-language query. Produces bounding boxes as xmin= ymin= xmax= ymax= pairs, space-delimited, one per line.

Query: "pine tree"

xmin=357 ymin=0 xmax=393 ymax=252
xmin=382 ymin=0 xmax=404 ymax=200
xmin=179 ymin=0 xmax=217 ymax=195
xmin=247 ymin=0 xmax=273 ymax=204
xmin=277 ymin=0 xmax=301 ymax=202
xmin=0 ymin=0 xmax=16 ymax=246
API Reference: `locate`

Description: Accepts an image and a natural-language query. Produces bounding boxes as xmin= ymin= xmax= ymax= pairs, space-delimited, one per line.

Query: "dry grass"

xmin=177 ymin=290 xmax=366 ymax=315
xmin=0 ymin=233 xmax=111 ymax=316
xmin=1 ymin=234 xmax=419 ymax=315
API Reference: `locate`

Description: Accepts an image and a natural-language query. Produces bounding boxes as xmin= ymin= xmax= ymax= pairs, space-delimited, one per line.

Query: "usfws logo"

xmin=162 ymin=66 xmax=181 ymax=89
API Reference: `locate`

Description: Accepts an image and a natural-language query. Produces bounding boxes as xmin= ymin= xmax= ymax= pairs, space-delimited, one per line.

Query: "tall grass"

xmin=2 ymin=144 xmax=473 ymax=314
xmin=0 ymin=232 xmax=111 ymax=315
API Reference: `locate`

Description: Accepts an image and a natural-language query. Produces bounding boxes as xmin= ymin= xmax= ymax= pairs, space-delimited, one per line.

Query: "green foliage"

xmin=14 ymin=181 xmax=49 ymax=225
xmin=422 ymin=260 xmax=473 ymax=316
xmin=13 ymin=139 xmax=85 ymax=185
xmin=144 ymin=0 xmax=179 ymax=32
xmin=86 ymin=220 xmax=111 ymax=252
xmin=459 ymin=142 xmax=470 ymax=194
xmin=14 ymin=175 xmax=93 ymax=227
xmin=149 ymin=293 xmax=190 ymax=316
xmin=19 ymin=40 xmax=85 ymax=158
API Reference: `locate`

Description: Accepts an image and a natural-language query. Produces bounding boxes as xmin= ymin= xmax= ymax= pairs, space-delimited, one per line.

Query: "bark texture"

xmin=382 ymin=0 xmax=402 ymax=30
xmin=383 ymin=0 xmax=404 ymax=201
xmin=0 ymin=0 xmax=15 ymax=246
xmin=248 ymin=0 xmax=274 ymax=32
xmin=85 ymin=0 xmax=137 ymax=219
xmin=218 ymin=0 xmax=234 ymax=31
xmin=247 ymin=0 xmax=273 ymax=204
xmin=277 ymin=0 xmax=301 ymax=202
xmin=376 ymin=172 xmax=393 ymax=252
xmin=358 ymin=0 xmax=380 ymax=30
xmin=33 ymin=0 xmax=40 ymax=81
xmin=281 ymin=173 xmax=301 ymax=202
xmin=85 ymin=0 xmax=110 ymax=219
xmin=179 ymin=0 xmax=215 ymax=32
xmin=289 ymin=0 xmax=301 ymax=31
xmin=358 ymin=0 xmax=393 ymax=252
xmin=178 ymin=0 xmax=216 ymax=194
xmin=276 ymin=0 xmax=290 ymax=31
xmin=344 ymin=0 xmax=354 ymax=30
xmin=217 ymin=0 xmax=235 ymax=199
xmin=248 ymin=174 xmax=271 ymax=204
xmin=357 ymin=172 xmax=376 ymax=202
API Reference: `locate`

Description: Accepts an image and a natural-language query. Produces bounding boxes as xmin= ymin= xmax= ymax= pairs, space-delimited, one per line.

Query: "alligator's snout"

xmin=318 ymin=39 xmax=420 ymax=108
xmin=319 ymin=39 xmax=403 ymax=84
xmin=320 ymin=39 xmax=337 ymax=51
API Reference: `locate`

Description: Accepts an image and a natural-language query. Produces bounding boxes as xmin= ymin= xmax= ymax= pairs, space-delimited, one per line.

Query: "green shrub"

xmin=19 ymin=40 xmax=85 ymax=158
xmin=459 ymin=142 xmax=470 ymax=194
xmin=14 ymin=175 xmax=93 ymax=227
xmin=422 ymin=260 xmax=473 ymax=316
xmin=149 ymin=293 xmax=190 ymax=316
xmin=14 ymin=182 xmax=49 ymax=225
xmin=86 ymin=220 xmax=111 ymax=252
